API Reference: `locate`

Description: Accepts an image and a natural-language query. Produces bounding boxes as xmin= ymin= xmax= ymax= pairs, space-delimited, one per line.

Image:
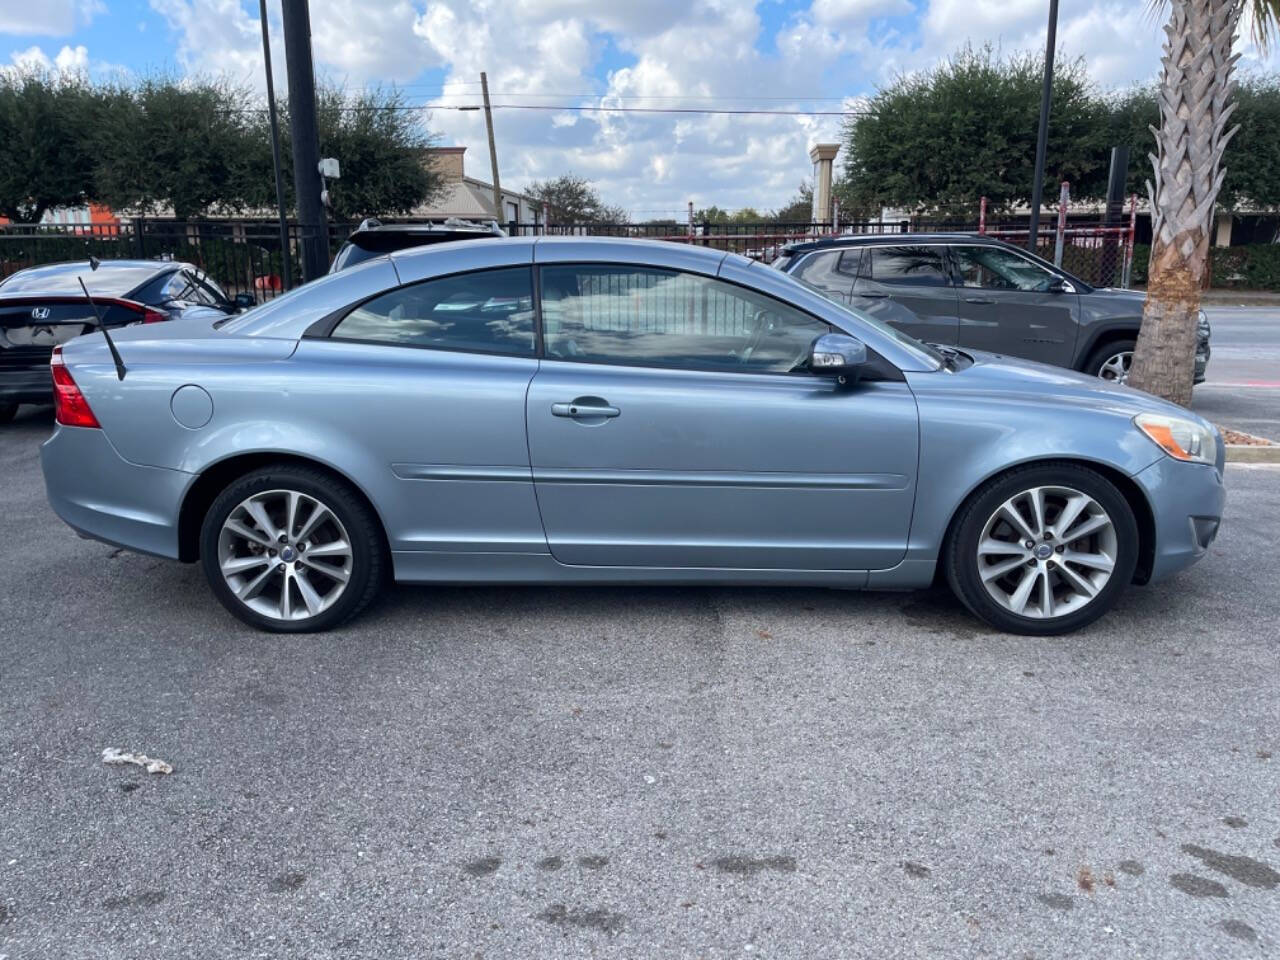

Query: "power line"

xmin=224 ymin=102 xmax=867 ymax=118
xmin=483 ymin=103 xmax=854 ymax=116
xmin=425 ymin=103 xmax=857 ymax=117
xmin=385 ymin=83 xmax=862 ymax=103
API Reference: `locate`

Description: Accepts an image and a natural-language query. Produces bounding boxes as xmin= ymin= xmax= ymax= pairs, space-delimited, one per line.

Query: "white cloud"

xmin=5 ymin=43 xmax=90 ymax=76
xmin=810 ymin=0 xmax=912 ymax=29
xmin=133 ymin=0 xmax=1280 ymax=216
xmin=149 ymin=0 xmax=266 ymax=83
xmin=0 ymin=1 xmax=104 ymax=37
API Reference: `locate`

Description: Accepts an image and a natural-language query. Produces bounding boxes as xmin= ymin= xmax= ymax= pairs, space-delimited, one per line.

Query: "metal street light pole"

xmin=259 ymin=0 xmax=291 ymax=290
xmin=1028 ymin=0 xmax=1059 ymax=253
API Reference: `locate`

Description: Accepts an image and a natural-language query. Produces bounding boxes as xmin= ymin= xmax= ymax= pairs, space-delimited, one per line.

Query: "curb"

xmin=1224 ymin=444 xmax=1280 ymax=464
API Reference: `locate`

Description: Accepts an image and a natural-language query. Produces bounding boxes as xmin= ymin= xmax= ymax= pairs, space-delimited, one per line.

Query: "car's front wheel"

xmin=199 ymin=465 xmax=385 ymax=632
xmin=1085 ymin=339 xmax=1136 ymax=384
xmin=945 ymin=464 xmax=1139 ymax=635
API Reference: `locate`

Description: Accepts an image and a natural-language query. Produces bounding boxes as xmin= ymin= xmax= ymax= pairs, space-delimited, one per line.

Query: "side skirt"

xmin=391 ymin=550 xmax=869 ymax=587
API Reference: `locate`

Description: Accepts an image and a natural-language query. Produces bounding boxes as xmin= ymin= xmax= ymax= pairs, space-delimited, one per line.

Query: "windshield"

xmin=792 ymin=276 xmax=948 ymax=368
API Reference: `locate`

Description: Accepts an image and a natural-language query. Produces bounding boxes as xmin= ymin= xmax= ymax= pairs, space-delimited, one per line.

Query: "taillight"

xmin=95 ymin=297 xmax=168 ymax=324
xmin=50 ymin=346 xmax=101 ymax=428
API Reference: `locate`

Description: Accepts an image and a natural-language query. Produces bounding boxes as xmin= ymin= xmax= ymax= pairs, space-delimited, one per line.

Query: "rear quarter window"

xmin=331 ymin=266 xmax=536 ymax=357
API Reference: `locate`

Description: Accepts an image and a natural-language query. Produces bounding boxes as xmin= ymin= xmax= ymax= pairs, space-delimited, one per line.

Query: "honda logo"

xmin=30 ymin=306 xmax=50 ymax=320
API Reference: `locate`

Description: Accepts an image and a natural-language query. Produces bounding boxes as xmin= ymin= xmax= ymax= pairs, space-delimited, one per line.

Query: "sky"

xmin=3 ymin=0 xmax=1279 ymax=217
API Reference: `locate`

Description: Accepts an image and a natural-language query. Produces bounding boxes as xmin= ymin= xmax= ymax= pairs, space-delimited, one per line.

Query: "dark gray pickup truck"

xmin=773 ymin=233 xmax=1209 ymax=384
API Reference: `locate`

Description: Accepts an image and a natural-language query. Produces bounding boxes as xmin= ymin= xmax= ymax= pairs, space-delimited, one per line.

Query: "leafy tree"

xmin=770 ymin=182 xmax=813 ymax=222
xmin=693 ymin=206 xmax=766 ymax=224
xmin=89 ymin=79 xmax=441 ymax=221
xmin=839 ymin=45 xmax=1111 ymax=215
xmin=0 ymin=70 xmax=100 ymax=222
xmin=1129 ymin=0 xmax=1280 ymax=406
xmin=309 ymin=86 xmax=442 ymax=221
xmin=1105 ymin=86 xmax=1160 ymax=198
xmin=93 ymin=77 xmax=267 ymax=218
xmin=1217 ymin=73 xmax=1280 ymax=210
xmin=526 ymin=173 xmax=627 ymax=222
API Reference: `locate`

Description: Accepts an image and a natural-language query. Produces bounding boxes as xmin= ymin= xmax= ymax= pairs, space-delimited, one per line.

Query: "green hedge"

xmin=1130 ymin=242 xmax=1280 ymax=290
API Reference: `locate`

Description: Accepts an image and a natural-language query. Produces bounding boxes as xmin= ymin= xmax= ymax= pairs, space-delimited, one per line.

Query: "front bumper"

xmin=1133 ymin=453 xmax=1225 ymax=582
xmin=41 ymin=424 xmax=191 ymax=559
xmin=1194 ymin=339 xmax=1210 ymax=384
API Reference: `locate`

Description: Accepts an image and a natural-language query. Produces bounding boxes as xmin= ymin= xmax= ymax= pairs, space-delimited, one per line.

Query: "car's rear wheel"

xmin=944 ymin=463 xmax=1139 ymax=635
xmin=199 ymin=465 xmax=384 ymax=632
xmin=0 ymin=402 xmax=17 ymax=425
xmin=1085 ymin=339 xmax=1136 ymax=384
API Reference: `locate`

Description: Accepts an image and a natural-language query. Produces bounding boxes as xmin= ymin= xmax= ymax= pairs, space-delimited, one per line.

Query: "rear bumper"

xmin=0 ymin=366 xmax=53 ymax=403
xmin=41 ymin=424 xmax=191 ymax=559
xmin=1134 ymin=454 xmax=1225 ymax=582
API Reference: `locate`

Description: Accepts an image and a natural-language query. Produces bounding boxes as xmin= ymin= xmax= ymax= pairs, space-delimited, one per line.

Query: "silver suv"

xmin=774 ymin=234 xmax=1209 ymax=384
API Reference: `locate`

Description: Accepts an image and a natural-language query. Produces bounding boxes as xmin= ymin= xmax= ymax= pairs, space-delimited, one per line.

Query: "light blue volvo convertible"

xmin=40 ymin=238 xmax=1224 ymax=635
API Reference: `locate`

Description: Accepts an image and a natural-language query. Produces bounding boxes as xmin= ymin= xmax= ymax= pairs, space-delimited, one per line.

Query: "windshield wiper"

xmin=927 ymin=343 xmax=960 ymax=371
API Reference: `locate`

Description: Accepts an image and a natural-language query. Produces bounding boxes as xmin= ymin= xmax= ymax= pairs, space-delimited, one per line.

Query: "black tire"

xmin=0 ymin=402 xmax=17 ymax=425
xmin=1083 ymin=338 xmax=1136 ymax=381
xmin=944 ymin=462 xmax=1139 ymax=636
xmin=199 ymin=464 xmax=385 ymax=633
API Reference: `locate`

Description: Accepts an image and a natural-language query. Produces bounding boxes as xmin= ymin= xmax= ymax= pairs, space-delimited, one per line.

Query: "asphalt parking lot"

xmin=1 ymin=405 xmax=1278 ymax=960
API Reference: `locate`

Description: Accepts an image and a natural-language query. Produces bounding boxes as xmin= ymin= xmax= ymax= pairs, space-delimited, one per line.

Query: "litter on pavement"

xmin=101 ymin=748 xmax=174 ymax=775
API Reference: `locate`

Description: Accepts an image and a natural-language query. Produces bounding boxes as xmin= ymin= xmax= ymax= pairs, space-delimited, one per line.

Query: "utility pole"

xmin=480 ymin=73 xmax=504 ymax=227
xmin=1028 ymin=0 xmax=1059 ymax=253
xmin=281 ymin=0 xmax=328 ymax=281
xmin=259 ymin=0 xmax=291 ymax=290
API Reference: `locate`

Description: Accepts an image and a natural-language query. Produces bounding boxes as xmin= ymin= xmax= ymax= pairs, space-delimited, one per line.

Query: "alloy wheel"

xmin=216 ymin=488 xmax=353 ymax=622
xmin=1097 ymin=350 xmax=1132 ymax=383
xmin=975 ymin=485 xmax=1118 ymax=620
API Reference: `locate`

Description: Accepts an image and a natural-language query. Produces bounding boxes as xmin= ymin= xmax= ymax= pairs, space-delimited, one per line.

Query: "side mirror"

xmin=233 ymin=292 xmax=257 ymax=311
xmin=1046 ymin=277 xmax=1068 ymax=294
xmin=809 ymin=333 xmax=868 ymax=385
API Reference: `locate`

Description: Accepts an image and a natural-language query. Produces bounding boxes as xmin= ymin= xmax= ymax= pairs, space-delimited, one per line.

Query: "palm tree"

xmin=1128 ymin=0 xmax=1280 ymax=405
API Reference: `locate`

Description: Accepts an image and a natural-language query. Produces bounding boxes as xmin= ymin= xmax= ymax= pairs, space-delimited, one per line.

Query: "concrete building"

xmin=414 ymin=147 xmax=540 ymax=226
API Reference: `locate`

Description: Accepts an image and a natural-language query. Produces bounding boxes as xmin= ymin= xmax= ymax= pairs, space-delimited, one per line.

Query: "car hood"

xmin=1083 ymin=287 xmax=1145 ymax=309
xmin=944 ymin=348 xmax=1214 ymax=426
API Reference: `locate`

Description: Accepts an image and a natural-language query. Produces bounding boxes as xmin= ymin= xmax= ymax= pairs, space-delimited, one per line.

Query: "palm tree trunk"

xmin=1129 ymin=0 xmax=1241 ymax=406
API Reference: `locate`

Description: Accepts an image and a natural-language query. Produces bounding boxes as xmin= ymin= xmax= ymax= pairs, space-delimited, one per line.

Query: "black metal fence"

xmin=0 ymin=219 xmax=357 ymax=301
xmin=509 ymin=215 xmax=1136 ymax=287
xmin=0 ymin=211 xmax=1136 ymax=298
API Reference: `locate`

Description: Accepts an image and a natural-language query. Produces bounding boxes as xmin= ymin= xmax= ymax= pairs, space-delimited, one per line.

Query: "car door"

xmin=951 ymin=244 xmax=1080 ymax=367
xmin=850 ymin=244 xmax=959 ymax=345
xmin=294 ymin=264 xmax=547 ymax=556
xmin=525 ymin=262 xmax=919 ymax=571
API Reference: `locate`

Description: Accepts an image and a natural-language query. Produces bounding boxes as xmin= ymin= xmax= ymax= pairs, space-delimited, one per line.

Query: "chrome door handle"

xmin=552 ymin=400 xmax=620 ymax=419
xmin=963 ymin=296 xmax=996 ymax=304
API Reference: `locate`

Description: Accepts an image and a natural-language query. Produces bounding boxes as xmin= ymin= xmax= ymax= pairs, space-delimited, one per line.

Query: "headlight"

xmin=1134 ymin=413 xmax=1217 ymax=464
xmin=1197 ymin=309 xmax=1210 ymax=339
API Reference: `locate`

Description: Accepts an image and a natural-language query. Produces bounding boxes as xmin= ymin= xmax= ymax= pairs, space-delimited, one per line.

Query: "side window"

xmin=861 ymin=246 xmax=949 ymax=287
xmin=540 ymin=265 xmax=831 ymax=374
xmin=793 ymin=250 xmax=860 ymax=299
xmin=332 ymin=266 xmax=536 ymax=356
xmin=954 ymin=246 xmax=1057 ymax=292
